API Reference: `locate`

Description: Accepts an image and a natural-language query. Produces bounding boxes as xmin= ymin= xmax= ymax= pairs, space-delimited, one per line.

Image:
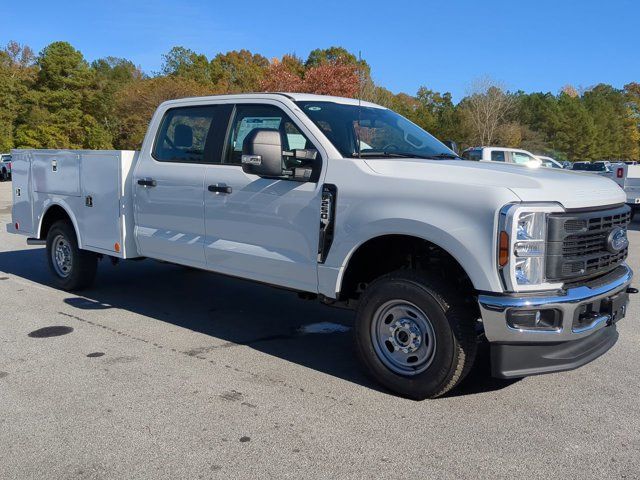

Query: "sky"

xmin=1 ymin=0 xmax=638 ymax=102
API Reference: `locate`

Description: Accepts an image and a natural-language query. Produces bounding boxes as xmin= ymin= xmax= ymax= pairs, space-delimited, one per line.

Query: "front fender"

xmin=317 ymin=179 xmax=519 ymax=297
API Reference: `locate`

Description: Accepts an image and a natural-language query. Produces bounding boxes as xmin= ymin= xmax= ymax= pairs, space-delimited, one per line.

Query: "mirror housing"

xmin=241 ymin=128 xmax=284 ymax=177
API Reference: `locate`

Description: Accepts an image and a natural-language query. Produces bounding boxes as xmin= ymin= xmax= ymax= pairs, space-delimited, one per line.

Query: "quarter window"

xmin=153 ymin=106 xmax=217 ymax=163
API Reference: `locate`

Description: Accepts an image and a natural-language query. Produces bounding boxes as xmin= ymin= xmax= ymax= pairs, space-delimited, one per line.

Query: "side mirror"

xmin=443 ymin=140 xmax=458 ymax=154
xmin=241 ymin=128 xmax=284 ymax=177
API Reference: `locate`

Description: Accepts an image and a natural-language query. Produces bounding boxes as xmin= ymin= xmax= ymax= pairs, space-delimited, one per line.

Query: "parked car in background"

xmin=572 ymin=161 xmax=600 ymax=171
xmin=537 ymin=155 xmax=564 ymax=169
xmin=461 ymin=146 xmax=542 ymax=167
xmin=613 ymin=163 xmax=640 ymax=220
xmin=624 ymin=161 xmax=637 ymax=165
xmin=1 ymin=154 xmax=11 ymax=181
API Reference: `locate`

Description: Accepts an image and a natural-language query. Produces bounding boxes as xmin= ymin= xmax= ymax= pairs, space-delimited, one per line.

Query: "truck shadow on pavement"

xmin=0 ymin=248 xmax=518 ymax=399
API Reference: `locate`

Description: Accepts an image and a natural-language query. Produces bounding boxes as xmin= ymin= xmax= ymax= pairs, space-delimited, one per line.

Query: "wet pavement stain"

xmin=0 ymin=372 xmax=8 ymax=379
xmin=28 ymin=326 xmax=74 ymax=338
xmin=220 ymin=390 xmax=243 ymax=402
xmin=86 ymin=352 xmax=105 ymax=358
xmin=239 ymin=436 xmax=251 ymax=443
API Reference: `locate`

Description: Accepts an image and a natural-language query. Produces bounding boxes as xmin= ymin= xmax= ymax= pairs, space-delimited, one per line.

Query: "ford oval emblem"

xmin=606 ymin=227 xmax=628 ymax=253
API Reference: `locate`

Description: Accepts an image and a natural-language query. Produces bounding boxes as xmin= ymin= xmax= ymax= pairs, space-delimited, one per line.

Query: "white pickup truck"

xmin=8 ymin=93 xmax=636 ymax=399
xmin=614 ymin=163 xmax=640 ymax=220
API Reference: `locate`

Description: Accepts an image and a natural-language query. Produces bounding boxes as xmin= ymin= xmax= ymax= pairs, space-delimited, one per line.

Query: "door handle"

xmin=208 ymin=184 xmax=232 ymax=194
xmin=137 ymin=178 xmax=157 ymax=187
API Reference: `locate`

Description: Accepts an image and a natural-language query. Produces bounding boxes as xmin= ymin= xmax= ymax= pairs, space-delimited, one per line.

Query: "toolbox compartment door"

xmin=80 ymin=152 xmax=122 ymax=254
xmin=10 ymin=151 xmax=35 ymax=235
xmin=32 ymin=151 xmax=81 ymax=196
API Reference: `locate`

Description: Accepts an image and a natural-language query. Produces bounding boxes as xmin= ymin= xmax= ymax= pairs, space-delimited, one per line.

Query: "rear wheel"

xmin=46 ymin=220 xmax=97 ymax=291
xmin=354 ymin=270 xmax=478 ymax=400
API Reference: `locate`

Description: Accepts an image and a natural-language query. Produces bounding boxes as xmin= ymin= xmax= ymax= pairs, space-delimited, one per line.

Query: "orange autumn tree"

xmin=260 ymin=55 xmax=360 ymax=98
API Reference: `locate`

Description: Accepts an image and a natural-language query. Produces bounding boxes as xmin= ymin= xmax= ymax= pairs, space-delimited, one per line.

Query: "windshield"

xmin=296 ymin=101 xmax=455 ymax=159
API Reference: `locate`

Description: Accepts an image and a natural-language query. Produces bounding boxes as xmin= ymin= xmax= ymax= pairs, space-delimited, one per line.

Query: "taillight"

xmin=617 ymin=168 xmax=624 ymax=178
xmin=14 ymin=222 xmax=19 ymax=231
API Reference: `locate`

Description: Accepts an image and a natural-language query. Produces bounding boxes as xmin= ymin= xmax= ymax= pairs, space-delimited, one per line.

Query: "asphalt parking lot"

xmin=0 ymin=180 xmax=639 ymax=480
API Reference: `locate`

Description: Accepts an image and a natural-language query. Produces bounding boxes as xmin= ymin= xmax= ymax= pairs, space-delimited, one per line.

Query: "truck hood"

xmin=363 ymin=158 xmax=626 ymax=210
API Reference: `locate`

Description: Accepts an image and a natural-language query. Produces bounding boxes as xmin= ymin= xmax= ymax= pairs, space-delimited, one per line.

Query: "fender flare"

xmin=38 ymin=199 xmax=83 ymax=249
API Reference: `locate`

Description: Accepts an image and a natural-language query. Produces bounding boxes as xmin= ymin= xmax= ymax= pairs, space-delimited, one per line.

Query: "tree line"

xmin=1 ymin=41 xmax=639 ymax=161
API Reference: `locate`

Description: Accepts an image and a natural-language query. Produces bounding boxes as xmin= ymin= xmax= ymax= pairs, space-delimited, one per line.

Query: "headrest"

xmin=174 ymin=124 xmax=193 ymax=148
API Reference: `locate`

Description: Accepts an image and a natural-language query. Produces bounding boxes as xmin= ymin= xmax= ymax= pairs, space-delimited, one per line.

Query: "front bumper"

xmin=478 ymin=264 xmax=633 ymax=378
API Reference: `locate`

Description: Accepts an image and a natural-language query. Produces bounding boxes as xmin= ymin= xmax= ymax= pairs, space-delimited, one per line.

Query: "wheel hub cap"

xmin=371 ymin=300 xmax=437 ymax=376
xmin=389 ymin=318 xmax=422 ymax=353
xmin=52 ymin=235 xmax=72 ymax=278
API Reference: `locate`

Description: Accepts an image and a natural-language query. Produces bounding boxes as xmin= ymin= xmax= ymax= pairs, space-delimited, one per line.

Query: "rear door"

xmin=203 ymin=102 xmax=324 ymax=292
xmin=133 ymin=105 xmax=228 ymax=266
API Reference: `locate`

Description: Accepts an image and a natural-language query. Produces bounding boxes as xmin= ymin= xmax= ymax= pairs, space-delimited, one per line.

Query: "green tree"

xmin=161 ymin=46 xmax=211 ymax=84
xmin=551 ymin=93 xmax=596 ymax=160
xmin=0 ymin=41 xmax=36 ymax=151
xmin=15 ymin=42 xmax=100 ymax=148
xmin=210 ymin=50 xmax=269 ymax=92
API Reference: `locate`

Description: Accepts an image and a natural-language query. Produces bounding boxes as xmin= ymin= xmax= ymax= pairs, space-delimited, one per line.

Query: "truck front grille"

xmin=546 ymin=205 xmax=631 ymax=283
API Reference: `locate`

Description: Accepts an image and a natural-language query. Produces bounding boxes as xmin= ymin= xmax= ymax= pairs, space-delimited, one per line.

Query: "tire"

xmin=0 ymin=169 xmax=6 ymax=181
xmin=46 ymin=220 xmax=98 ymax=291
xmin=354 ymin=270 xmax=478 ymax=400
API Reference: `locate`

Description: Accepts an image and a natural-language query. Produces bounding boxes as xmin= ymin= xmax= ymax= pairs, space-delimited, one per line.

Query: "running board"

xmin=26 ymin=238 xmax=46 ymax=246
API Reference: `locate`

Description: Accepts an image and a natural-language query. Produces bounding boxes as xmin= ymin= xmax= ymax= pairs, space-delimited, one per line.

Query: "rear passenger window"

xmin=153 ymin=107 xmax=216 ymax=163
xmin=491 ymin=151 xmax=506 ymax=162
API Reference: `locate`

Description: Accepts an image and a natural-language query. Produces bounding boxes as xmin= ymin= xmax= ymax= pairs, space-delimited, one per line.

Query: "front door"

xmin=203 ymin=103 xmax=324 ymax=292
xmin=134 ymin=105 xmax=228 ymax=266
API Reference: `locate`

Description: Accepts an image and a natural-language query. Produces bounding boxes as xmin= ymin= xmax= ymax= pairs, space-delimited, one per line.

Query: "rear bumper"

xmin=478 ymin=264 xmax=633 ymax=378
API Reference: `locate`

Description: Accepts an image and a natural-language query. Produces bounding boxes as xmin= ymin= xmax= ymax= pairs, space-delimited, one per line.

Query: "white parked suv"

xmin=462 ymin=146 xmax=543 ymax=167
xmin=7 ymin=93 xmax=636 ymax=399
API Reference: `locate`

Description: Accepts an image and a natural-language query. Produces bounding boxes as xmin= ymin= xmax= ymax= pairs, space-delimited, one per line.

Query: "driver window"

xmin=226 ymin=104 xmax=315 ymax=166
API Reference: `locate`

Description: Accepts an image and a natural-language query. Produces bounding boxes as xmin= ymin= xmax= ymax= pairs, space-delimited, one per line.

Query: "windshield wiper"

xmin=425 ymin=153 xmax=459 ymax=159
xmin=355 ymin=151 xmax=459 ymax=160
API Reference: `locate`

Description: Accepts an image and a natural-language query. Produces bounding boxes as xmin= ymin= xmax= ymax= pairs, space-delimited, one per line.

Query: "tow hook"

xmin=627 ymin=287 xmax=639 ymax=294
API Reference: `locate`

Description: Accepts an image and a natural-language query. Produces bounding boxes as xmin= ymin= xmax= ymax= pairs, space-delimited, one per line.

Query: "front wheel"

xmin=46 ymin=220 xmax=98 ymax=291
xmin=355 ymin=271 xmax=478 ymax=400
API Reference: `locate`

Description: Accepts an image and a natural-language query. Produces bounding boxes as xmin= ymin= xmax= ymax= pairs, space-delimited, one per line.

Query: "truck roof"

xmin=160 ymin=92 xmax=386 ymax=109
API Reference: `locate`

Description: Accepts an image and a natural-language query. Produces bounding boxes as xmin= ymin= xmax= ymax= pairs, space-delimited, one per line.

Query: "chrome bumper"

xmin=478 ymin=265 xmax=633 ymax=343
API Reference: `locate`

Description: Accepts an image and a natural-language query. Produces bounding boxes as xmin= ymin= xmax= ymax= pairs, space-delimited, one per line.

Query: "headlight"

xmin=497 ymin=203 xmax=564 ymax=292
